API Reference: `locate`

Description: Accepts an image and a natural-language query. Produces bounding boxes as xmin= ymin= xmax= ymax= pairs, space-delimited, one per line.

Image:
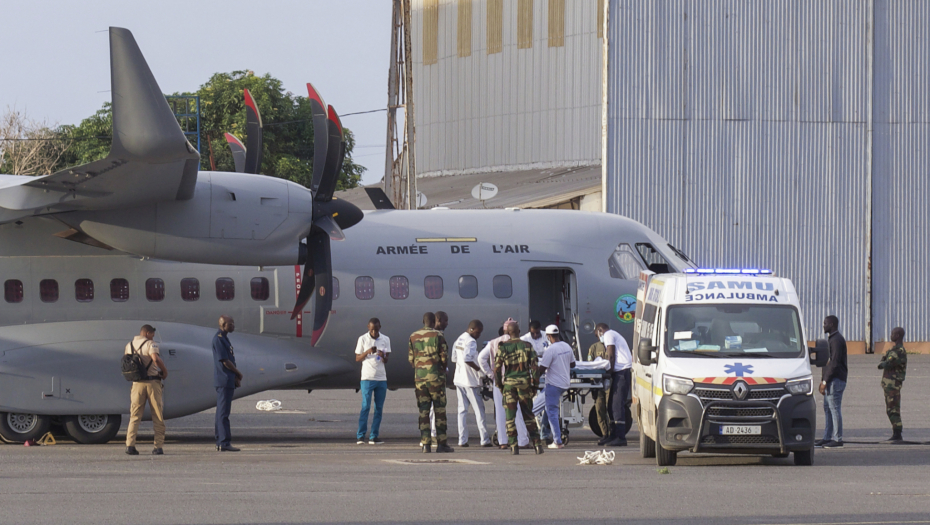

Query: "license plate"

xmin=719 ymin=425 xmax=761 ymax=435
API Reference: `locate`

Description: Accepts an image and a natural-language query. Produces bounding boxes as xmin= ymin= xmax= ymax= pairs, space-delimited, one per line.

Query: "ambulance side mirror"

xmin=638 ymin=339 xmax=655 ymax=365
xmin=809 ymin=339 xmax=829 ymax=368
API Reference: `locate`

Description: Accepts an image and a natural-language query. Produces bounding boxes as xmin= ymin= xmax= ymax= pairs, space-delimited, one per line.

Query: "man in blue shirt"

xmin=213 ymin=315 xmax=243 ymax=452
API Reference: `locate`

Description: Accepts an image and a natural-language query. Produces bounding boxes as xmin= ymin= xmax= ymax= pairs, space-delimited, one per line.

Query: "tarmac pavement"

xmin=1 ymin=355 xmax=929 ymax=525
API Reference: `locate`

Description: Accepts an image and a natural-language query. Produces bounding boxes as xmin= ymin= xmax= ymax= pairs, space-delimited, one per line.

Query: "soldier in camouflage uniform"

xmin=878 ymin=326 xmax=907 ymax=442
xmin=587 ymin=341 xmax=611 ymax=440
xmin=409 ymin=312 xmax=453 ymax=453
xmin=494 ymin=321 xmax=544 ymax=455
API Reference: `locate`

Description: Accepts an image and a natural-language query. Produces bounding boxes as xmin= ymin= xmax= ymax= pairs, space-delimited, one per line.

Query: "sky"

xmin=0 ymin=0 xmax=393 ymax=185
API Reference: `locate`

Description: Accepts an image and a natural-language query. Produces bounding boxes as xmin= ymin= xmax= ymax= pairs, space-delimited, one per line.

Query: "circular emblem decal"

xmin=615 ymin=294 xmax=636 ymax=323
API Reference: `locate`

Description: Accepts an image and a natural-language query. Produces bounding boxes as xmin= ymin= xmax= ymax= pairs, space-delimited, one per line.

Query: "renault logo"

xmin=733 ymin=381 xmax=749 ymax=400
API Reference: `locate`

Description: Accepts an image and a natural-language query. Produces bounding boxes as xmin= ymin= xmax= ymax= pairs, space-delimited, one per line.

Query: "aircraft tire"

xmin=588 ymin=406 xmax=603 ymax=438
xmin=0 ymin=412 xmax=52 ymax=443
xmin=63 ymin=414 xmax=122 ymax=445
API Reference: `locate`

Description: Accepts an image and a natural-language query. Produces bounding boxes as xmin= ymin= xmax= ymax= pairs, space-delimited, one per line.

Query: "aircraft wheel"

xmin=588 ymin=406 xmax=603 ymax=438
xmin=0 ymin=412 xmax=52 ymax=443
xmin=794 ymin=447 xmax=814 ymax=466
xmin=63 ymin=414 xmax=122 ymax=444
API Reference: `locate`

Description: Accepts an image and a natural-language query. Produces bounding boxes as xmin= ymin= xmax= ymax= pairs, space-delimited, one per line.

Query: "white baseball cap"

xmin=544 ymin=324 xmax=560 ymax=335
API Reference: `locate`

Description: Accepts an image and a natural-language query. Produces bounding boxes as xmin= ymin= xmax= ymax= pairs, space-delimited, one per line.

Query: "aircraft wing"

xmin=0 ymin=27 xmax=199 ymax=224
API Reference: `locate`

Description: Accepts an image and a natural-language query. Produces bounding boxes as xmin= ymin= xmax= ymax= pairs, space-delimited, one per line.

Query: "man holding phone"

xmin=355 ymin=318 xmax=391 ymax=445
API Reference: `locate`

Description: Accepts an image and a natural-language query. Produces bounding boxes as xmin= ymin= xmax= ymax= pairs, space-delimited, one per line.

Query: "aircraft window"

xmin=355 ymin=276 xmax=375 ymax=300
xmin=250 ymin=277 xmax=270 ymax=301
xmin=110 ymin=279 xmax=129 ymax=302
xmin=389 ymin=276 xmax=409 ymax=300
xmin=492 ymin=275 xmax=512 ymax=298
xmin=608 ymin=243 xmax=646 ymax=279
xmin=146 ymin=278 xmax=165 ymax=302
xmin=181 ymin=278 xmax=200 ymax=302
xmin=216 ymin=278 xmax=235 ymax=301
xmin=424 ymin=276 xmax=443 ymax=299
xmin=4 ymin=279 xmax=24 ymax=303
xmin=74 ymin=279 xmax=94 ymax=302
xmin=333 ymin=277 xmax=340 ymax=300
xmin=40 ymin=279 xmax=58 ymax=303
xmin=636 ymin=243 xmax=673 ymax=274
xmin=458 ymin=275 xmax=478 ymax=299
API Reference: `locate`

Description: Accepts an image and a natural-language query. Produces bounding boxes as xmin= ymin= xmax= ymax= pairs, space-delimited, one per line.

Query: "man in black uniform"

xmin=213 ymin=315 xmax=243 ymax=452
xmin=817 ymin=315 xmax=848 ymax=448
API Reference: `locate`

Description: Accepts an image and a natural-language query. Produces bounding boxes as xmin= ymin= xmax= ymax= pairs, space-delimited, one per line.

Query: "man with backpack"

xmin=124 ymin=324 xmax=167 ymax=455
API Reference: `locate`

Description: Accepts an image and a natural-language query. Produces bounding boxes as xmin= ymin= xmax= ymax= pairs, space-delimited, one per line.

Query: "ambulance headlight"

xmin=663 ymin=374 xmax=694 ymax=395
xmin=786 ymin=376 xmax=813 ymax=396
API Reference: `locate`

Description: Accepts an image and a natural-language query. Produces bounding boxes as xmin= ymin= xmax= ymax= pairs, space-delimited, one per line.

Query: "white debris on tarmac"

xmin=577 ymin=450 xmax=615 ymax=465
xmin=255 ymin=399 xmax=283 ymax=411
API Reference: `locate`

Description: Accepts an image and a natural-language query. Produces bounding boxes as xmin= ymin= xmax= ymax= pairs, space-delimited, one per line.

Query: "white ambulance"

xmin=632 ymin=269 xmax=828 ymax=466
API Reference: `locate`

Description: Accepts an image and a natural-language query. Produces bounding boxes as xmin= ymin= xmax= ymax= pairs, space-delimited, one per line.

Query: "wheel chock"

xmin=37 ymin=433 xmax=57 ymax=446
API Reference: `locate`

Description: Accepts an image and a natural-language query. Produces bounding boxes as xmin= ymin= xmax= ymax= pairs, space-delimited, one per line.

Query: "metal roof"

xmin=337 ymin=165 xmax=600 ymax=211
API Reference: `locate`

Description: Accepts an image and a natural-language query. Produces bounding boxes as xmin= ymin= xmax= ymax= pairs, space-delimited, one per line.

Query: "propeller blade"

xmin=363 ymin=187 xmax=396 ymax=210
xmin=223 ymin=133 xmax=246 ymax=173
xmin=308 ymin=231 xmax=333 ymax=347
xmin=306 ymin=83 xmax=329 ymax=197
xmin=314 ymin=214 xmax=345 ymax=241
xmin=243 ymin=88 xmax=263 ymax=174
xmin=315 ymin=105 xmax=344 ymax=203
xmin=290 ymin=257 xmax=314 ymax=322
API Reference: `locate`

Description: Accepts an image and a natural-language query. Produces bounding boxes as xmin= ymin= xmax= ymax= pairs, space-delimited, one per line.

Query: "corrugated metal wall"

xmin=605 ymin=0 xmax=930 ymax=344
xmin=411 ymin=0 xmax=603 ymax=176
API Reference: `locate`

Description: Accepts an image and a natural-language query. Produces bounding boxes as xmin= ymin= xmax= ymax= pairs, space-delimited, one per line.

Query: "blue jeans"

xmin=357 ymin=380 xmax=387 ymax=440
xmin=532 ymin=388 xmax=552 ymax=441
xmin=545 ymin=384 xmax=566 ymax=445
xmin=822 ymin=378 xmax=846 ymax=442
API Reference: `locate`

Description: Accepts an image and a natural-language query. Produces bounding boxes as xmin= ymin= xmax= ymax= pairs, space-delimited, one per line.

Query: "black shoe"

xmin=511 ymin=445 xmax=519 ymax=455
xmin=435 ymin=444 xmax=455 ymax=453
xmin=888 ymin=431 xmax=904 ymax=442
xmin=218 ymin=445 xmax=240 ymax=452
xmin=535 ymin=444 xmax=545 ymax=455
xmin=459 ymin=442 xmax=469 ymax=447
xmin=545 ymin=438 xmax=554 ymax=446
xmin=814 ymin=439 xmax=831 ymax=447
xmin=481 ymin=443 xmax=493 ymax=447
xmin=606 ymin=438 xmax=628 ymax=447
xmin=822 ymin=440 xmax=843 ymax=448
xmin=125 ymin=446 xmax=139 ymax=456
xmin=421 ymin=444 xmax=431 ymax=453
xmin=597 ymin=436 xmax=611 ymax=446
xmin=152 ymin=448 xmax=164 ymax=455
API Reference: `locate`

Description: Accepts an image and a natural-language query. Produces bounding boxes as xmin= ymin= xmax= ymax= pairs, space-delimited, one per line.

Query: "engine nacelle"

xmin=61 ymin=172 xmax=314 ymax=266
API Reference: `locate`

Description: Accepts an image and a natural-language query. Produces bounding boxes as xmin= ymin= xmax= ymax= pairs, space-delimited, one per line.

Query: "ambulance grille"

xmin=702 ymin=435 xmax=779 ymax=445
xmin=695 ymin=387 xmax=785 ymax=406
xmin=706 ymin=407 xmax=775 ymax=418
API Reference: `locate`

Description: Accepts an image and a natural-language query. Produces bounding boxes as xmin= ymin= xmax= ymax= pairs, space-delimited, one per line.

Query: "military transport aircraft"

xmin=0 ymin=28 xmax=693 ymax=444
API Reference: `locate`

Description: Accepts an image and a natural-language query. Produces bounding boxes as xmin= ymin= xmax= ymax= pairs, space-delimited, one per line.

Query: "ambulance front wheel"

xmin=794 ymin=447 xmax=814 ymax=466
xmin=640 ymin=430 xmax=656 ymax=458
xmin=656 ymin=440 xmax=677 ymax=466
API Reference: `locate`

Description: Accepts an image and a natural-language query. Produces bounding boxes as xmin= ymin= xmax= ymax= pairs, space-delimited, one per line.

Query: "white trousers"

xmin=492 ymin=385 xmax=528 ymax=446
xmin=456 ymin=386 xmax=490 ymax=445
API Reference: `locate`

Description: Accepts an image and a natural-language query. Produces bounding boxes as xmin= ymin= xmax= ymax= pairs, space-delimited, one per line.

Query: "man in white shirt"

xmin=452 ymin=320 xmax=491 ymax=447
xmin=477 ymin=318 xmax=529 ymax=449
xmin=521 ymin=321 xmax=552 ymax=444
xmin=596 ymin=322 xmax=633 ymax=446
xmin=125 ymin=324 xmax=168 ymax=455
xmin=538 ymin=325 xmax=575 ymax=449
xmin=355 ymin=318 xmax=391 ymax=445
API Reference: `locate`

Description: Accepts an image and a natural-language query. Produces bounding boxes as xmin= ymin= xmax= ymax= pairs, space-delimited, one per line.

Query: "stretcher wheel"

xmin=561 ymin=429 xmax=570 ymax=446
xmin=492 ymin=434 xmax=500 ymax=447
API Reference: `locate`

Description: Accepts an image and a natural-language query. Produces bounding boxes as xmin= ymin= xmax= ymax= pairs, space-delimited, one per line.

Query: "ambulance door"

xmin=637 ymin=302 xmax=660 ymax=437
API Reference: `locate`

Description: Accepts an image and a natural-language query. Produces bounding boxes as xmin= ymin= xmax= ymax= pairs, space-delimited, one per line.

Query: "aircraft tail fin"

xmin=108 ymin=27 xmax=198 ymax=167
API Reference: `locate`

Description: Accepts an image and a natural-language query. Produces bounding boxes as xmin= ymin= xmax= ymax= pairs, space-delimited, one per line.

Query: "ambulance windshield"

xmin=665 ymin=304 xmax=804 ymax=358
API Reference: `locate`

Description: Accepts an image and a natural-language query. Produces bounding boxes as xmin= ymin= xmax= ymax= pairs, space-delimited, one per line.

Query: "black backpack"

xmin=121 ymin=341 xmax=149 ymax=382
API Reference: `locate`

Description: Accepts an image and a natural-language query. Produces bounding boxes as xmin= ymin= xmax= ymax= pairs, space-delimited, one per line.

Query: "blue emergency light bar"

xmin=684 ymin=268 xmax=773 ymax=275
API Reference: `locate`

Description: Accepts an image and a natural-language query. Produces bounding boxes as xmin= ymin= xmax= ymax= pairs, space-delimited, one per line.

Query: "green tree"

xmin=54 ymin=70 xmax=364 ymax=190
